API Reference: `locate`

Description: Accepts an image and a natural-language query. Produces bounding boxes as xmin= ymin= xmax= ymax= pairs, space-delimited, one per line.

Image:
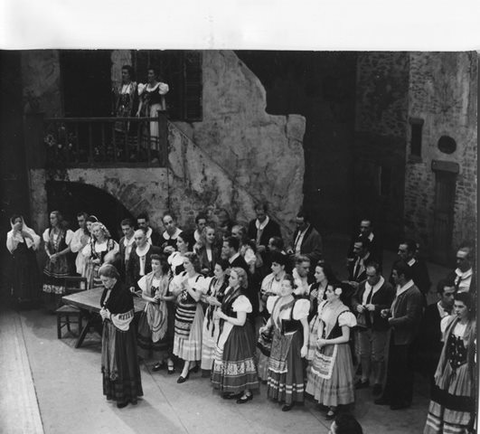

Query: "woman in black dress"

xmin=99 ymin=264 xmax=143 ymax=408
xmin=6 ymin=214 xmax=41 ymax=303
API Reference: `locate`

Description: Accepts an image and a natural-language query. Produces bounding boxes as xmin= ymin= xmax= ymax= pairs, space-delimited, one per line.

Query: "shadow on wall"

xmin=46 ymin=181 xmax=135 ymax=241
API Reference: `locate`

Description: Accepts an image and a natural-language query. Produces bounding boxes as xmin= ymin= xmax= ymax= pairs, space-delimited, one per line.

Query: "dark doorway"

xmin=60 ymin=50 xmax=113 ymax=117
xmin=431 ymin=170 xmax=456 ymax=264
xmin=46 ymin=181 xmax=134 ymax=241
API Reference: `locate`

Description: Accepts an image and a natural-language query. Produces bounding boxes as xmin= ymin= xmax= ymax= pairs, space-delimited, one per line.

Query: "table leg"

xmin=75 ymin=316 xmax=93 ymax=349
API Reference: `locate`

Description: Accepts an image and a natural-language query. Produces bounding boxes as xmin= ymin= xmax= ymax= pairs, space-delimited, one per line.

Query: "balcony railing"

xmin=40 ymin=113 xmax=168 ymax=168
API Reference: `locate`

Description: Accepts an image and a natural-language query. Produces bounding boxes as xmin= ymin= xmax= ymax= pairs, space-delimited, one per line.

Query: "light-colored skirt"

xmin=173 ymin=304 xmax=204 ymax=361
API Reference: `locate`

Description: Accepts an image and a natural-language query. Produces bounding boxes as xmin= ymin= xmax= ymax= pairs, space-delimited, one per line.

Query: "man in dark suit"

xmin=415 ymin=279 xmax=456 ymax=389
xmin=375 ymin=260 xmax=423 ymax=410
xmin=185 ymin=213 xmax=207 ymax=251
xmin=126 ymin=228 xmax=162 ymax=292
xmin=247 ymin=202 xmax=282 ymax=257
xmin=116 ymin=218 xmax=135 ymax=278
xmin=137 ymin=212 xmax=162 ymax=247
xmin=222 ymin=236 xmax=257 ymax=317
xmin=289 ymin=210 xmax=322 ymax=265
xmin=347 ymin=236 xmax=379 ymax=289
xmin=391 ymin=239 xmax=431 ymax=303
xmin=352 ymin=261 xmax=395 ymax=395
xmin=447 ymin=245 xmax=476 ymax=294
xmin=347 ymin=218 xmax=383 ymax=269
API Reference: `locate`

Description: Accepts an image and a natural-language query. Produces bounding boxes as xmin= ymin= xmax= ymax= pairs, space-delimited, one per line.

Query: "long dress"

xmin=211 ymin=287 xmax=259 ymax=394
xmin=201 ymin=277 xmax=228 ymax=370
xmin=172 ymin=272 xmax=207 ymax=361
xmin=306 ymin=300 xmax=357 ymax=406
xmin=424 ymin=316 xmax=476 ymax=434
xmin=137 ymin=81 xmax=169 ymax=150
xmin=136 ymin=272 xmax=173 ymax=361
xmin=115 ymin=81 xmax=137 ymax=133
xmin=267 ymin=295 xmax=310 ymax=405
xmin=6 ymin=220 xmax=41 ymax=301
xmin=42 ymin=228 xmax=74 ymax=294
xmin=257 ymin=272 xmax=283 ymax=380
xmin=83 ymin=238 xmax=119 ymax=289
xmin=101 ymin=281 xmax=143 ymax=405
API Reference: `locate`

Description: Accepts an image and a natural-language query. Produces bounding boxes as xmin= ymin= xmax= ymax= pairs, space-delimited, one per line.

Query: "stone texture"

xmin=21 ymin=51 xmax=62 ymax=117
xmin=405 ymin=52 xmax=477 ymax=254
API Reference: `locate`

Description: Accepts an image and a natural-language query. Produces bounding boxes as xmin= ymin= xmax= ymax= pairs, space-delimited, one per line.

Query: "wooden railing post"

xmin=157 ymin=111 xmax=168 ymax=166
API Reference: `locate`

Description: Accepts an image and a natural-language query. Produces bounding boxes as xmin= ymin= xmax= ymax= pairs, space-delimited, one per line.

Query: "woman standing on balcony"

xmin=136 ymin=67 xmax=169 ymax=159
xmin=6 ymin=214 xmax=41 ymax=303
xmin=114 ymin=65 xmax=137 ymax=134
xmin=42 ymin=211 xmax=74 ymax=310
xmin=82 ymin=222 xmax=119 ymax=289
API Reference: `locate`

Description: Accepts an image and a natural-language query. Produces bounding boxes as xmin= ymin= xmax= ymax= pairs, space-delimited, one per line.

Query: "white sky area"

xmin=1 ymin=0 xmax=480 ymax=51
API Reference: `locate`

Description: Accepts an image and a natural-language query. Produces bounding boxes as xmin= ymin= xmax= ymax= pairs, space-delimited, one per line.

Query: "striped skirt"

xmin=424 ymin=362 xmax=475 ymax=434
xmin=267 ymin=328 xmax=306 ymax=405
xmin=173 ymin=303 xmax=204 ymax=361
xmin=306 ymin=343 xmax=355 ymax=406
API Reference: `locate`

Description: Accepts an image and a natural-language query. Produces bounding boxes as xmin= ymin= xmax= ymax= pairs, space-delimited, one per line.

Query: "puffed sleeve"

xmin=82 ymin=243 xmax=92 ymax=258
xmin=293 ymin=299 xmax=310 ymax=320
xmin=42 ymin=228 xmax=50 ymax=243
xmin=169 ymin=272 xmax=185 ymax=295
xmin=232 ymin=295 xmax=252 ymax=313
xmin=138 ymin=275 xmax=147 ymax=294
xmin=243 ymin=246 xmax=256 ymax=265
xmin=266 ymin=295 xmax=280 ymax=314
xmin=28 ymin=231 xmax=41 ymax=250
xmin=338 ymin=311 xmax=357 ymax=328
xmin=6 ymin=232 xmax=17 ymax=254
xmin=137 ymin=83 xmax=146 ymax=95
xmin=441 ymin=315 xmax=455 ymax=334
xmin=65 ymin=229 xmax=74 ymax=246
xmin=192 ymin=275 xmax=208 ymax=294
xmin=158 ymin=82 xmax=169 ymax=95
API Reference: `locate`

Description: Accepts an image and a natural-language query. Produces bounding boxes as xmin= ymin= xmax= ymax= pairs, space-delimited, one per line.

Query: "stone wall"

xmin=169 ymin=51 xmax=306 ymax=239
xmin=353 ymin=52 xmax=410 ymax=248
xmin=21 ymin=51 xmax=62 ymax=117
xmin=405 ymin=52 xmax=478 ymax=256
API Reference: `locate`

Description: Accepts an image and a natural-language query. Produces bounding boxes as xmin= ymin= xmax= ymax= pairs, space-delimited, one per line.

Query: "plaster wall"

xmin=405 ymin=52 xmax=477 ymax=253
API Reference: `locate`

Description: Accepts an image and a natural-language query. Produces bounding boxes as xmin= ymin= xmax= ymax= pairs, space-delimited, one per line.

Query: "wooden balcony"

xmin=24 ymin=112 xmax=169 ymax=170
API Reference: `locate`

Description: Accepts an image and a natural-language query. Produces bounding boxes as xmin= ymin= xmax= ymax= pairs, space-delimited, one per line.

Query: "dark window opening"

xmin=132 ymin=51 xmax=203 ymax=122
xmin=410 ymin=118 xmax=424 ymax=157
xmin=437 ymin=135 xmax=457 ymax=154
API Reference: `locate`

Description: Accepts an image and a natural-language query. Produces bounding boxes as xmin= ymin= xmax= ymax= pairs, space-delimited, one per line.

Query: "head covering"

xmin=6 ymin=215 xmax=41 ymax=253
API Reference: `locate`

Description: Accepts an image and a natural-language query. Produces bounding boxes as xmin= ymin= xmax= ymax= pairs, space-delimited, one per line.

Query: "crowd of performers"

xmin=5 ymin=205 xmax=477 ymax=433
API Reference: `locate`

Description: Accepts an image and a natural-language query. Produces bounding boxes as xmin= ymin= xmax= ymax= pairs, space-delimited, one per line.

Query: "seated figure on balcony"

xmin=114 ymin=65 xmax=138 ymax=134
xmin=137 ymin=67 xmax=169 ymax=159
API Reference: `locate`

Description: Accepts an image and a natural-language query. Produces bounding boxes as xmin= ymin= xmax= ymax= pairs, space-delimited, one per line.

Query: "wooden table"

xmin=62 ymin=288 xmax=146 ymax=348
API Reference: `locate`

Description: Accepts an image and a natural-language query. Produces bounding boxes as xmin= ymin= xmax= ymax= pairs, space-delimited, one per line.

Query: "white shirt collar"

xmin=364 ymin=276 xmax=385 ymax=300
xmin=229 ymin=252 xmax=240 ymax=264
xmin=162 ymin=227 xmax=182 ymax=240
xmin=123 ymin=235 xmax=135 ymax=247
xmin=455 ymin=267 xmax=473 ymax=279
xmin=255 ymin=216 xmax=270 ymax=231
xmin=407 ymin=258 xmax=416 ymax=267
xmin=396 ymin=279 xmax=414 ymax=297
xmin=437 ymin=301 xmax=451 ymax=318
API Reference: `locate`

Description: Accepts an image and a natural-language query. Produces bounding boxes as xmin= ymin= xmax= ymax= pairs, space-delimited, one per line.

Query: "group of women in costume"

xmin=6 ymin=212 xmax=476 ymax=431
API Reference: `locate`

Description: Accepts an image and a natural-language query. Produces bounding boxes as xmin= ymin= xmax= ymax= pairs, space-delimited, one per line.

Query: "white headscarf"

xmin=6 ymin=216 xmax=40 ymax=253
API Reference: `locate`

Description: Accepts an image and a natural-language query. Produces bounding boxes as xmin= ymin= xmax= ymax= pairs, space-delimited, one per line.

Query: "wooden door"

xmin=432 ymin=171 xmax=456 ymax=264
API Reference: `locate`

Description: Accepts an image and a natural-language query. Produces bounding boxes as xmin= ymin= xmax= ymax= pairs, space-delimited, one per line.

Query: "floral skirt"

xmin=267 ymin=328 xmax=306 ymax=405
xmin=211 ymin=322 xmax=259 ymax=394
xmin=43 ymin=255 xmax=71 ymax=294
xmin=102 ymin=321 xmax=143 ymax=404
xmin=306 ymin=343 xmax=355 ymax=406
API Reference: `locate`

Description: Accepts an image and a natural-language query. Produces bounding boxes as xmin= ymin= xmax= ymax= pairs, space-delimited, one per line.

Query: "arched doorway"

xmin=46 ymin=181 xmax=135 ymax=241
